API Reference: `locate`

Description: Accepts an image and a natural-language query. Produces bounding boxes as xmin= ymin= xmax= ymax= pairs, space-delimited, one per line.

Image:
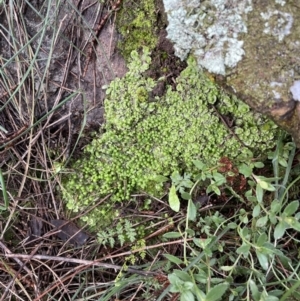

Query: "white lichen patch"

xmin=261 ymin=10 xmax=293 ymax=42
xmin=270 ymin=81 xmax=283 ymax=99
xmin=290 ymin=80 xmax=300 ymax=101
xmin=275 ymin=0 xmax=286 ymax=6
xmin=163 ymin=0 xmax=252 ymax=75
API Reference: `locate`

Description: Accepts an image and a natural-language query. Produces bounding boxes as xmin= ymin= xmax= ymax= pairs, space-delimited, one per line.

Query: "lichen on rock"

xmin=163 ymin=0 xmax=252 ymax=75
xmin=162 ymin=0 xmax=300 ymax=145
xmin=62 ymin=48 xmax=278 ymax=229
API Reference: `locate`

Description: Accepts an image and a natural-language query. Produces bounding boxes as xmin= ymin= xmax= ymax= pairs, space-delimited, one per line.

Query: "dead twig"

xmin=0 ymin=240 xmax=35 ymax=278
xmin=5 ymin=238 xmax=193 ymax=276
xmin=0 ymin=240 xmax=41 ymax=301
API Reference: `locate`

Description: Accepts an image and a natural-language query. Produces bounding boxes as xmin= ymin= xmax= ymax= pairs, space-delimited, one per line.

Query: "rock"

xmin=51 ymin=220 xmax=90 ymax=246
xmin=163 ymin=0 xmax=300 ymax=145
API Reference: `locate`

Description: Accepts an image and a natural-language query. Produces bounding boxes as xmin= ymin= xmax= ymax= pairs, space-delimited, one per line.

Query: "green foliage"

xmin=117 ymin=0 xmax=157 ymax=60
xmin=160 ymin=139 xmax=300 ymax=301
xmin=62 ymin=47 xmax=278 ymax=232
xmin=97 ymin=219 xmax=138 ymax=248
xmin=168 ymin=270 xmax=229 ymax=301
xmin=169 ymin=184 xmax=180 ymax=212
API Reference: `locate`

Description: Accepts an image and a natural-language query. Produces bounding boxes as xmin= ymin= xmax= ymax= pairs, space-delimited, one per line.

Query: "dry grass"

xmin=0 ymin=0 xmax=159 ymax=299
xmin=0 ymin=0 xmax=181 ymax=298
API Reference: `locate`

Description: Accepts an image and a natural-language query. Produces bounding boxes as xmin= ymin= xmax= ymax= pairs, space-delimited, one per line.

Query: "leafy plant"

xmin=168 ymin=270 xmax=229 ymax=301
xmin=97 ymin=219 xmax=138 ymax=248
xmin=168 ymin=160 xmax=228 ymax=213
xmin=63 ymin=48 xmax=278 ymax=225
xmin=161 ymin=136 xmax=300 ymax=301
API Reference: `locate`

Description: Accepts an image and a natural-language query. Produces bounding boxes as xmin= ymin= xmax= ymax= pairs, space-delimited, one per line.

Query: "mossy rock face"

xmin=62 ymin=48 xmax=278 ymax=229
xmin=117 ymin=0 xmax=157 ymax=60
xmin=163 ymin=0 xmax=300 ymax=145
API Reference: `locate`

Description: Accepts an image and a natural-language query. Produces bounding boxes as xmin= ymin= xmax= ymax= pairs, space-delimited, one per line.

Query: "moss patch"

xmin=62 ymin=48 xmax=279 ymax=230
xmin=117 ymin=0 xmax=158 ymax=60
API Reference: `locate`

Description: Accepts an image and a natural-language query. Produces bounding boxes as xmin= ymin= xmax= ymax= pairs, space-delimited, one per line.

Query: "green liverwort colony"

xmin=63 ymin=48 xmax=278 ymax=228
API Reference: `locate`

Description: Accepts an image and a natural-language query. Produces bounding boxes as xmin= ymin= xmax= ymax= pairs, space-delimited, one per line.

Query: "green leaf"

xmin=181 ymin=290 xmax=195 ymax=301
xmin=168 ymin=274 xmax=181 ymax=292
xmin=264 ymin=296 xmax=279 ymax=301
xmin=254 ymin=162 xmax=264 ymax=168
xmin=278 ymin=157 xmax=288 ymax=167
xmin=221 ymin=266 xmax=234 ymax=271
xmin=283 ymin=200 xmax=299 ymax=216
xmin=253 ymin=205 xmax=261 ymax=217
xmin=274 ymin=221 xmax=287 ymax=239
xmin=256 ymin=215 xmax=268 ymax=227
xmin=245 ymin=189 xmax=256 ymax=202
xmin=213 ymin=172 xmax=226 ymax=185
xmin=183 ymin=282 xmax=194 ymax=290
xmin=237 ymin=243 xmax=250 ymax=257
xmin=228 ymin=222 xmax=237 ymax=229
xmin=249 ymin=280 xmax=260 ymax=301
xmin=207 ymin=184 xmax=221 ymax=195
xmin=283 ymin=216 xmax=300 ymax=231
xmin=238 ymin=163 xmax=253 ymax=177
xmin=211 ymin=278 xmax=225 ymax=284
xmin=163 ymin=254 xmax=183 ymax=265
xmin=193 ymin=237 xmax=212 ymax=249
xmin=257 ymin=233 xmax=268 ymax=246
xmin=206 ymin=283 xmax=229 ymax=301
xmin=253 ymin=175 xmax=276 ymax=191
xmin=270 ymin=200 xmax=281 ymax=214
xmin=194 ymin=271 xmax=208 ymax=284
xmin=171 ymin=172 xmax=194 ymax=191
xmin=256 ymin=185 xmax=264 ymax=203
xmin=259 ymin=180 xmax=276 ymax=191
xmin=241 ymin=214 xmax=249 ymax=224
xmin=256 ymin=251 xmax=269 ymax=270
xmin=193 ymin=160 xmax=206 ymax=170
xmin=260 ymin=291 xmax=279 ymax=301
xmin=171 ymin=171 xmax=183 ymax=185
xmin=174 ymin=270 xmax=192 ymax=282
xmin=291 ymin=220 xmax=300 ymax=232
xmin=181 ymin=192 xmax=191 ymax=200
xmin=269 ymin=213 xmax=277 ymax=225
xmin=182 ymin=173 xmax=194 ymax=188
xmin=187 ymin=200 xmax=197 ymax=221
xmin=169 ymin=185 xmax=180 ymax=212
xmin=163 ymin=232 xmax=182 ymax=238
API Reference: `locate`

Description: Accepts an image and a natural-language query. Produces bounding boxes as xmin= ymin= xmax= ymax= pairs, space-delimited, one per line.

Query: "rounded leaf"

xmin=206 ymin=283 xmax=229 ymax=301
xmin=164 ymin=254 xmax=183 ymax=265
xmin=256 ymin=215 xmax=268 ymax=227
xmin=256 ymin=251 xmax=269 ymax=270
xmin=253 ymin=205 xmax=261 ymax=218
xmin=283 ymin=200 xmax=299 ymax=216
xmin=274 ymin=221 xmax=287 ymax=240
xmin=169 ymin=185 xmax=180 ymax=212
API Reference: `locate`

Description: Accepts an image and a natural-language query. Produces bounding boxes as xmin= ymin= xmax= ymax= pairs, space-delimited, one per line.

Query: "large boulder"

xmin=163 ymin=0 xmax=300 ymax=145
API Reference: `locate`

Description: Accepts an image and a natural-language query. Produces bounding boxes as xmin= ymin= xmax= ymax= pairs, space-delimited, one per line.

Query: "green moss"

xmin=62 ymin=48 xmax=279 ymax=231
xmin=117 ymin=0 xmax=157 ymax=60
